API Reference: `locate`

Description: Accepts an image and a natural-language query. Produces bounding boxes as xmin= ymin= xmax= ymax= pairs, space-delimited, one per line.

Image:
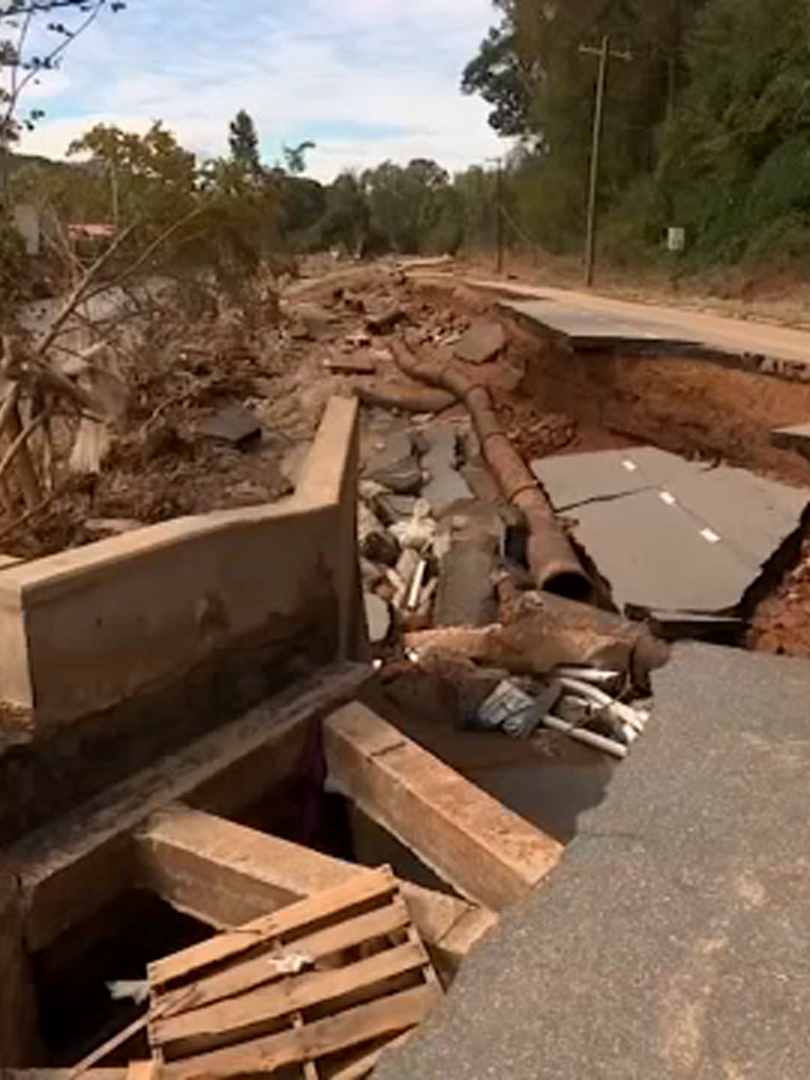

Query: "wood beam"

xmin=324 ymin=702 xmax=564 ymax=912
xmin=135 ymin=804 xmax=495 ymax=980
xmin=10 ymin=665 xmax=370 ymax=952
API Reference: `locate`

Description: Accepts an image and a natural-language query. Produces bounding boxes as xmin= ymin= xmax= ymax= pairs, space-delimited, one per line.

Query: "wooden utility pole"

xmin=495 ymin=156 xmax=505 ymax=274
xmin=580 ymin=37 xmax=632 ymax=288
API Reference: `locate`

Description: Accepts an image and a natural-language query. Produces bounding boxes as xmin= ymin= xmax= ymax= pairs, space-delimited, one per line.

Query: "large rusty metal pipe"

xmin=390 ymin=340 xmax=593 ymax=601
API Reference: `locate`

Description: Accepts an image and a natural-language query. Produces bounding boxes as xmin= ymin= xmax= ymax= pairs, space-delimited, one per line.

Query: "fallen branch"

xmin=81 ymin=205 xmax=207 ymax=305
xmin=0 ymin=485 xmax=63 ymax=547
xmin=0 ymin=407 xmax=48 ymax=503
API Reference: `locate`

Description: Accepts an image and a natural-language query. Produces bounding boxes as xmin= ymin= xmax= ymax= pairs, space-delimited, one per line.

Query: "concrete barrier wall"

xmin=0 ymin=396 xmax=363 ymax=731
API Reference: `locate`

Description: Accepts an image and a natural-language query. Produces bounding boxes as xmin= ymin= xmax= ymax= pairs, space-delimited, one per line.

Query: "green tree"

xmin=67 ymin=121 xmax=197 ymax=229
xmin=659 ymin=0 xmax=810 ymax=264
xmin=463 ymin=0 xmax=708 ymax=249
xmin=361 ymin=159 xmax=455 ymax=254
xmin=282 ymin=140 xmax=316 ymax=176
xmin=228 ymin=110 xmax=261 ymax=173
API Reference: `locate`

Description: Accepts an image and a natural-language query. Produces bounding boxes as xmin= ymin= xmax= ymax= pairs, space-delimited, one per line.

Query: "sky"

xmin=11 ymin=0 xmax=506 ymax=180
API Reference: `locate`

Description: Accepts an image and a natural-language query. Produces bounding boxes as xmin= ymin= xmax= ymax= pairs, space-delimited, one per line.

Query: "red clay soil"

xmin=504 ymin=319 xmax=810 ymax=486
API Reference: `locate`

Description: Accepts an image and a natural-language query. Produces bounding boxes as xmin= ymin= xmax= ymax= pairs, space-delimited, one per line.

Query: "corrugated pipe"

xmin=390 ymin=340 xmax=594 ymax=601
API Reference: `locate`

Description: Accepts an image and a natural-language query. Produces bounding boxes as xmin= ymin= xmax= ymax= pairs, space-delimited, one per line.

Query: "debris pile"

xmin=1 ymin=259 xmax=497 ymax=558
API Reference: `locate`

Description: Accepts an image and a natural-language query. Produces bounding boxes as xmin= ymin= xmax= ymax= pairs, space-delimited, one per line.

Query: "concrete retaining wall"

xmin=0 ymin=397 xmax=364 ymax=842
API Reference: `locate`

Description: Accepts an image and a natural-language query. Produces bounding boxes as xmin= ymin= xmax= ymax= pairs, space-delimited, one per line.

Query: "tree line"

xmin=462 ymin=0 xmax=810 ymax=268
xmin=5 ymin=0 xmax=810 ymax=281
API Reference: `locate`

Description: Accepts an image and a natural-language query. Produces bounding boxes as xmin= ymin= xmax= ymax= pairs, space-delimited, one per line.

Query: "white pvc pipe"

xmin=558 ymin=677 xmax=650 ymax=731
xmin=542 ymin=714 xmax=628 ymax=760
xmin=407 ymin=558 xmax=429 ymax=611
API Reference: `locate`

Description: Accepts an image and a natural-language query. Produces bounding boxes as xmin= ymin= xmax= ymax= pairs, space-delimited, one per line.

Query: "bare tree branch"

xmin=35 ymin=221 xmax=136 ymax=357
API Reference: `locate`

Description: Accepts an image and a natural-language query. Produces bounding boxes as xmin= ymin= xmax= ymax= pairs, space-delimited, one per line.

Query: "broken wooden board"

xmin=148 ymin=867 xmax=441 ymax=1079
xmin=324 ymin=702 xmax=564 ymax=911
xmin=10 ymin=664 xmax=370 ymax=952
xmin=135 ymin=805 xmax=496 ymax=980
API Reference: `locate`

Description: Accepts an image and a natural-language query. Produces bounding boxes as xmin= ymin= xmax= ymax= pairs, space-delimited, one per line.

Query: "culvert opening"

xmin=32 ymin=889 xmax=212 ymax=1067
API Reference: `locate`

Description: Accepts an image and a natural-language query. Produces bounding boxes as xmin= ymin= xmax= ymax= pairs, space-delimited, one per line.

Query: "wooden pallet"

xmin=146 ymin=867 xmax=441 ymax=1080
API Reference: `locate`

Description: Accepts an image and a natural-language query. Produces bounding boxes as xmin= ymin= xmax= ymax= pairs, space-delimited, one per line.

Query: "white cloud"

xmin=14 ymin=0 xmax=506 ymax=178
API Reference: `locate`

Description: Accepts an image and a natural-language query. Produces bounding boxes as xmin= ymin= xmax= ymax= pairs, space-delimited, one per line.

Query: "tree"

xmin=462 ymin=0 xmax=709 ymax=248
xmin=67 ymin=121 xmax=197 ymax=230
xmin=1 ymin=0 xmax=124 ymax=151
xmin=462 ymin=19 xmax=533 ymax=138
xmin=316 ymin=172 xmax=371 ymax=255
xmin=228 ymin=110 xmax=261 ymax=173
xmin=659 ymin=0 xmax=810 ymax=263
xmin=282 ymin=140 xmax=316 ymax=176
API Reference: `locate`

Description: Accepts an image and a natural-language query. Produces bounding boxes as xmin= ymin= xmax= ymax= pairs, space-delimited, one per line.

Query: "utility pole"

xmin=486 ymin=156 xmax=505 ymax=275
xmin=495 ymin=156 xmax=504 ymax=275
xmin=580 ymin=36 xmax=631 ymax=288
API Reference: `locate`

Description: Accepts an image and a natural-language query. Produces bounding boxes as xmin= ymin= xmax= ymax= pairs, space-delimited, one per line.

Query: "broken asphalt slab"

xmin=502 ymin=297 xmax=703 ymax=352
xmin=772 ymin=421 xmax=810 ymax=462
xmin=531 ymin=447 xmax=809 ymax=623
xmin=420 ymin=423 xmax=474 ymax=516
xmin=377 ymin=642 xmax=810 ymax=1080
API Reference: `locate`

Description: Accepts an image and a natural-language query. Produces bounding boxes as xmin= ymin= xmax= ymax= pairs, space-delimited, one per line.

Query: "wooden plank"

xmin=324 ymin=703 xmax=564 ymax=912
xmin=125 ymin=1064 xmax=158 ymax=1080
xmin=11 ymin=664 xmax=370 ymax=952
xmin=153 ymin=943 xmax=427 ymax=1059
xmin=67 ymin=1014 xmax=150 ymax=1079
xmin=293 ymin=1013 xmax=319 ymax=1080
xmin=158 ymin=899 xmax=413 ymax=1015
xmin=162 ymin=985 xmax=439 ymax=1080
xmin=150 ymin=869 xmax=397 ymax=989
xmin=135 ymin=805 xmax=496 ymax=978
xmin=5 ymin=1073 xmax=127 ymax=1080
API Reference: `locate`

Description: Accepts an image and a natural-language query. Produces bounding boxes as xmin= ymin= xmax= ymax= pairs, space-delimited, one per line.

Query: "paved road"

xmin=416 ymin=274 xmax=810 ymax=373
xmin=378 ymin=643 xmax=810 ymax=1080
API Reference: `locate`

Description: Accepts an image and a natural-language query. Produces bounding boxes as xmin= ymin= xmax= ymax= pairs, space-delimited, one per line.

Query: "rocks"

xmin=454 ymin=320 xmax=507 ymax=365
xmin=326 ymin=352 xmax=377 ymax=376
xmin=364 ymin=430 xmax=424 ymax=495
xmin=374 ymin=492 xmax=419 ymax=527
xmin=369 ymin=458 xmax=424 ymax=496
xmin=367 ymin=306 xmax=406 ymax=335
xmin=364 ymin=592 xmax=393 ymax=645
xmin=361 ymin=528 xmax=400 ymax=567
xmin=197 ymin=406 xmax=262 ymax=449
xmin=420 ymin=424 xmax=473 ymax=516
xmin=434 ymin=504 xmax=502 ymax=629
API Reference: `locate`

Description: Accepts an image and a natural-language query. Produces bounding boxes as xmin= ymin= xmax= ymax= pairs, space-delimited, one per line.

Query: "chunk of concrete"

xmin=364 ymin=431 xmax=423 ymax=494
xmin=435 ymin=504 xmax=502 ymax=627
xmin=454 ymin=320 xmax=507 ymax=365
xmin=373 ymin=492 xmax=419 ymax=527
xmin=364 ymin=592 xmax=392 ymax=644
xmin=360 ymin=528 xmax=400 ymax=568
xmin=422 ymin=470 xmax=473 ymax=518
xmin=198 ymin=406 xmax=262 ymax=448
xmin=367 ymin=306 xmax=406 ymax=335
